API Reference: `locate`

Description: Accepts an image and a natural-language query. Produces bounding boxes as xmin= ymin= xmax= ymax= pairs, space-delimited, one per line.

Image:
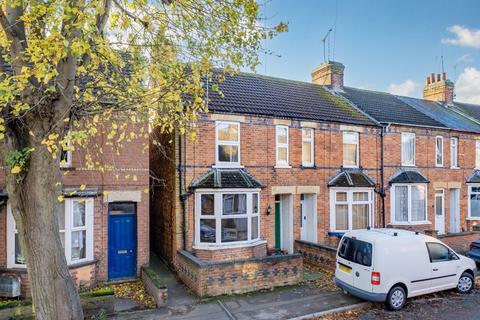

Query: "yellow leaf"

xmin=143 ymin=188 xmax=149 ymax=194
xmin=80 ymin=184 xmax=86 ymax=190
xmin=58 ymin=195 xmax=64 ymax=202
xmin=11 ymin=166 xmax=21 ymax=174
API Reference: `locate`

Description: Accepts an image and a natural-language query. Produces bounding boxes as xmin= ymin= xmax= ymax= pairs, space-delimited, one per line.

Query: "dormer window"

xmin=216 ymin=121 xmax=240 ymax=166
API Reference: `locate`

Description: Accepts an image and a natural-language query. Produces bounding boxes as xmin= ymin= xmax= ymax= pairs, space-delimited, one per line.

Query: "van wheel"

xmin=457 ymin=272 xmax=474 ymax=294
xmin=385 ymin=285 xmax=406 ymax=311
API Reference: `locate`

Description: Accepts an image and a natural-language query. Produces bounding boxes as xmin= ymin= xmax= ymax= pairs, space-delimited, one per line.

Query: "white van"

xmin=335 ymin=228 xmax=477 ymax=310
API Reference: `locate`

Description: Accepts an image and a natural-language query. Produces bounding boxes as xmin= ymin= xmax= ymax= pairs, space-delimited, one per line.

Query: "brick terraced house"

xmin=0 ymin=121 xmax=150 ymax=297
xmin=151 ymin=61 xmax=480 ymax=297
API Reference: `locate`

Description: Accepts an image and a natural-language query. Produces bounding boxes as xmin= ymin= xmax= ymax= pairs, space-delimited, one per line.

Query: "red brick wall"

xmin=178 ymin=116 xmax=382 ymax=258
xmin=384 ymin=125 xmax=479 ymax=234
xmin=0 ymin=118 xmax=150 ymax=296
xmin=194 ymin=242 xmax=267 ymax=262
xmin=175 ymin=250 xmax=303 ymax=297
xmin=294 ymin=240 xmax=337 ymax=270
xmin=439 ymin=232 xmax=480 ymax=254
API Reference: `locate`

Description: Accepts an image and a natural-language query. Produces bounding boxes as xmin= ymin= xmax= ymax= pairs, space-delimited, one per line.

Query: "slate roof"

xmin=190 ymin=168 xmax=263 ymax=189
xmin=389 ymin=170 xmax=429 ymax=184
xmin=328 ymin=170 xmax=376 ymax=188
xmin=466 ymin=170 xmax=480 ymax=183
xmin=395 ymin=97 xmax=480 ymax=132
xmin=206 ymin=73 xmax=376 ymax=126
xmin=451 ymin=102 xmax=480 ymax=124
xmin=339 ymin=87 xmax=446 ymax=128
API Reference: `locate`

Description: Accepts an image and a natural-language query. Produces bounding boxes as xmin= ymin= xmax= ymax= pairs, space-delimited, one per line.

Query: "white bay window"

xmin=7 ymin=198 xmax=94 ymax=268
xmin=330 ymin=189 xmax=373 ymax=232
xmin=391 ymin=184 xmax=428 ymax=224
xmin=195 ymin=190 xmax=261 ymax=246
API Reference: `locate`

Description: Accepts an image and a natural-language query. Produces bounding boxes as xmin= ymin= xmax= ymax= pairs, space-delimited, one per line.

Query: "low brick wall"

xmin=175 ymin=250 xmax=303 ymax=297
xmin=295 ymin=240 xmax=337 ymax=270
xmin=439 ymin=231 xmax=480 ymax=254
xmin=0 ymin=261 xmax=97 ymax=298
xmin=193 ymin=242 xmax=267 ymax=262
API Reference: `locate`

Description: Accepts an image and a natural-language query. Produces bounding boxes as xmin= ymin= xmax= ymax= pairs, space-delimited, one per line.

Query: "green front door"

xmin=275 ymin=200 xmax=281 ymax=249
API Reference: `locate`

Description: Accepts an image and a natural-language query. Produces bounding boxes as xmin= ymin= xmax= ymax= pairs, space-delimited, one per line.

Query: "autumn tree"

xmin=0 ymin=0 xmax=286 ymax=318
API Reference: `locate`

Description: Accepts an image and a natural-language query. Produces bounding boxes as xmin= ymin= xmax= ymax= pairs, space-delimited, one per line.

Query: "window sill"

xmin=435 ymin=165 xmax=443 ymax=168
xmin=301 ymin=164 xmax=315 ymax=168
xmin=274 ymin=165 xmax=292 ymax=169
xmin=450 ymin=166 xmax=460 ymax=170
xmin=466 ymin=217 xmax=480 ymax=221
xmin=390 ymin=221 xmax=431 ymax=225
xmin=193 ymin=239 xmax=266 ymax=251
xmin=212 ymin=164 xmax=244 ymax=169
xmin=342 ymin=165 xmax=359 ymax=169
xmin=401 ymin=164 xmax=416 ymax=167
xmin=4 ymin=259 xmax=97 ymax=271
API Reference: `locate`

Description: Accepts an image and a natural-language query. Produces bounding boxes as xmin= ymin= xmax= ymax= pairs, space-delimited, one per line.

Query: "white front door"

xmin=449 ymin=189 xmax=460 ymax=233
xmin=300 ymin=194 xmax=317 ymax=243
xmin=435 ymin=189 xmax=445 ymax=235
xmin=280 ymin=194 xmax=294 ymax=253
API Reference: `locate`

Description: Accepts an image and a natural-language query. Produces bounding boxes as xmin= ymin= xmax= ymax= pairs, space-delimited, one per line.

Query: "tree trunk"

xmin=5 ymin=144 xmax=84 ymax=320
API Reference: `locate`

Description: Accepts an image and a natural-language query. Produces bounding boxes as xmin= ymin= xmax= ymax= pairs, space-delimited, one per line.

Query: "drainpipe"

xmin=379 ymin=123 xmax=391 ymax=228
xmin=178 ymin=134 xmax=187 ymax=251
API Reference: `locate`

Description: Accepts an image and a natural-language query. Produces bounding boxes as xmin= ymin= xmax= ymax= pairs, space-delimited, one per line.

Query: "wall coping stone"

xmin=177 ymin=250 xmax=302 ymax=269
xmin=295 ymin=240 xmax=337 ymax=253
xmin=438 ymin=231 xmax=480 ymax=239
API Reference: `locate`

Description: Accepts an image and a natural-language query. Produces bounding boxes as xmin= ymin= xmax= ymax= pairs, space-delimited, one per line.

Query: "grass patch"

xmin=142 ymin=265 xmax=166 ymax=289
xmin=0 ymin=298 xmax=30 ymax=310
xmin=80 ymin=287 xmax=114 ymax=298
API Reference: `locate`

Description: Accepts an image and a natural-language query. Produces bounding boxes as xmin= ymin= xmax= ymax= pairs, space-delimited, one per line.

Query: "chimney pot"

xmin=437 ymin=74 xmax=441 ymax=82
xmin=431 ymin=73 xmax=435 ymax=83
xmin=442 ymin=72 xmax=446 ymax=81
xmin=426 ymin=77 xmax=431 ymax=85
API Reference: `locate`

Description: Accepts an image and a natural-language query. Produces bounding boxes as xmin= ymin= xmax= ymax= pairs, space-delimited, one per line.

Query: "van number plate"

xmin=339 ymin=264 xmax=352 ymax=273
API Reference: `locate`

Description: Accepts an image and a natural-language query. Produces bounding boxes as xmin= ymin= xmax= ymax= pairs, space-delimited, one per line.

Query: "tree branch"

xmin=96 ymin=0 xmax=112 ymax=33
xmin=112 ymin=0 xmax=149 ymax=28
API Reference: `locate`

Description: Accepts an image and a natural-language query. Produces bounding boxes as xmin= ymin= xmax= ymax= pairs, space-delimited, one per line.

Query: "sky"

xmin=255 ymin=0 xmax=480 ymax=104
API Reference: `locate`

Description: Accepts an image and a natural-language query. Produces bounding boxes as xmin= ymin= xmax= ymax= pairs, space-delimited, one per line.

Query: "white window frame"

xmin=451 ymin=137 xmax=459 ymax=168
xmin=435 ymin=136 xmax=443 ymax=167
xmin=194 ymin=189 xmax=263 ymax=249
xmin=343 ymin=132 xmax=359 ymax=168
xmin=6 ymin=198 xmax=94 ymax=269
xmin=302 ymin=128 xmax=315 ymax=167
xmin=401 ymin=132 xmax=416 ymax=166
xmin=476 ymin=140 xmax=480 ymax=169
xmin=390 ymin=184 xmax=429 ymax=225
xmin=468 ymin=184 xmax=480 ymax=220
xmin=215 ymin=121 xmax=241 ymax=167
xmin=275 ymin=125 xmax=290 ymax=167
xmin=329 ymin=188 xmax=374 ymax=232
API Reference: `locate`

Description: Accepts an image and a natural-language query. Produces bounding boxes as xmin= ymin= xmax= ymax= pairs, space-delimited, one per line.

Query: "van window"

xmin=338 ymin=237 xmax=372 ymax=267
xmin=426 ymin=242 xmax=457 ymax=262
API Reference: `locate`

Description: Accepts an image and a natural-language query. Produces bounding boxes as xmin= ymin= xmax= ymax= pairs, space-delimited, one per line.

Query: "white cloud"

xmin=442 ymin=25 xmax=480 ymax=48
xmin=455 ymin=67 xmax=480 ymax=104
xmin=387 ymin=80 xmax=419 ymax=96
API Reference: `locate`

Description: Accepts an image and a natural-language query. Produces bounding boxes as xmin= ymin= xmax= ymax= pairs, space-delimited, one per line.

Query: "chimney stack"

xmin=311 ymin=61 xmax=345 ymax=91
xmin=422 ymin=72 xmax=454 ymax=106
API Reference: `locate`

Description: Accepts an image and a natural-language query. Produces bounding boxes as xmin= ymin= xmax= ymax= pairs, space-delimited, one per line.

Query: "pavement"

xmin=111 ymin=256 xmax=363 ymax=320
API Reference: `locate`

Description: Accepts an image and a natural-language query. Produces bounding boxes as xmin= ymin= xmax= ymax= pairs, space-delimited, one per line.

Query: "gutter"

xmin=379 ymin=124 xmax=390 ymax=227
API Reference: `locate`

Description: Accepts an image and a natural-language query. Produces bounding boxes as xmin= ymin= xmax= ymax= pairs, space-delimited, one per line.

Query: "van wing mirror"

xmin=449 ymin=251 xmax=459 ymax=260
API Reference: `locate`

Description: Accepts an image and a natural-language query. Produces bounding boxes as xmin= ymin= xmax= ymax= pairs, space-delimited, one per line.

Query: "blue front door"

xmin=108 ymin=202 xmax=137 ymax=280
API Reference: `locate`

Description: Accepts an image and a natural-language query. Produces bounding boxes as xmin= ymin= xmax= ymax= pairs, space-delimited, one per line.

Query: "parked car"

xmin=468 ymin=240 xmax=480 ymax=265
xmin=335 ymin=228 xmax=476 ymax=310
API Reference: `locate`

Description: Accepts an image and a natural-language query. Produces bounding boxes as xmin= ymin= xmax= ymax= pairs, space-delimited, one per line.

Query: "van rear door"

xmin=337 ymin=236 xmax=373 ymax=292
xmin=336 ymin=236 xmax=355 ymax=287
